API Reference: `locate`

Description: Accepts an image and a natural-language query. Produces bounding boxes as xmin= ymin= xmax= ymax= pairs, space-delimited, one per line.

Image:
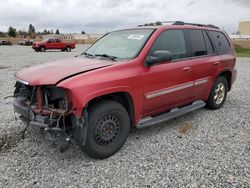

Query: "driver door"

xmin=141 ymin=29 xmax=194 ymax=115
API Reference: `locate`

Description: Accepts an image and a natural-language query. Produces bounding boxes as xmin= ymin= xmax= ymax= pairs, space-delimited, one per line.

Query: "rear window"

xmin=188 ymin=30 xmax=207 ymax=56
xmin=208 ymin=31 xmax=231 ymax=53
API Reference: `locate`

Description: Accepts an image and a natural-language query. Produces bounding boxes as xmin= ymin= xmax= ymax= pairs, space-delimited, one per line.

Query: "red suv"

xmin=13 ymin=21 xmax=237 ymax=159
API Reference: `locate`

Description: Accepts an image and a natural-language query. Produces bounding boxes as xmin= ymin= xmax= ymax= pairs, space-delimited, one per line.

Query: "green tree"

xmin=28 ymin=24 xmax=36 ymax=37
xmin=55 ymin=29 xmax=60 ymax=34
xmin=155 ymin=21 xmax=162 ymax=26
xmin=81 ymin=31 xmax=86 ymax=34
xmin=8 ymin=26 xmax=17 ymax=38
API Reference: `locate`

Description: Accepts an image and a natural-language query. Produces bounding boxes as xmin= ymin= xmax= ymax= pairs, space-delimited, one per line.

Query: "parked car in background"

xmin=0 ymin=40 xmax=12 ymax=45
xmin=32 ymin=38 xmax=75 ymax=52
xmin=13 ymin=21 xmax=236 ymax=159
xmin=19 ymin=39 xmax=34 ymax=46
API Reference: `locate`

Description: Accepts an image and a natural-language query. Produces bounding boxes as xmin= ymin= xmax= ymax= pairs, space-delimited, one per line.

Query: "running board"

xmin=137 ymin=100 xmax=205 ymax=128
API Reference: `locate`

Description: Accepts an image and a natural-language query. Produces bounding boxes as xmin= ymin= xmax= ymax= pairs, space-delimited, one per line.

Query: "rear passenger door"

xmin=187 ymin=29 xmax=220 ymax=99
xmin=142 ymin=29 xmax=194 ymax=115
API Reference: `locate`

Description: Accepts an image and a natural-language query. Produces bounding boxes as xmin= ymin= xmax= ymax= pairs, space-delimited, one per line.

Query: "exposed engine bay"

xmin=13 ymin=82 xmax=86 ymax=152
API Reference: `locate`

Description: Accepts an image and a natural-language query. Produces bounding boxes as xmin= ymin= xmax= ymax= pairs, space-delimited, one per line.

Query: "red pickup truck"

xmin=14 ymin=21 xmax=236 ymax=159
xmin=32 ymin=38 xmax=75 ymax=52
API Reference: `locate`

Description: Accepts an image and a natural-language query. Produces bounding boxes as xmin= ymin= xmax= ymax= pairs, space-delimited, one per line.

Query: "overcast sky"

xmin=0 ymin=0 xmax=249 ymax=34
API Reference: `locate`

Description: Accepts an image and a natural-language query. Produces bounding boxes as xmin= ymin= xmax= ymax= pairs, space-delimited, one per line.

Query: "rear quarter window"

xmin=208 ymin=31 xmax=231 ymax=54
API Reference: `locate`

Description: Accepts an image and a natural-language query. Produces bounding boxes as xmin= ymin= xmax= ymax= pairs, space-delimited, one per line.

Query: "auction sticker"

xmin=127 ymin=35 xmax=145 ymax=40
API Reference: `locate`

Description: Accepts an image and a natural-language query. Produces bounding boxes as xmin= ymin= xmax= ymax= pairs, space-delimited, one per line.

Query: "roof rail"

xmin=138 ymin=21 xmax=219 ymax=29
xmin=172 ymin=21 xmax=220 ymax=29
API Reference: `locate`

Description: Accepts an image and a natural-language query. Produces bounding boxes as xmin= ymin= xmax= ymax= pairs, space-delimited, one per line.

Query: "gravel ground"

xmin=0 ymin=45 xmax=250 ymax=187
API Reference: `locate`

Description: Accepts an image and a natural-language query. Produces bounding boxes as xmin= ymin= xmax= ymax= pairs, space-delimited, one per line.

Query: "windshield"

xmin=84 ymin=29 xmax=154 ymax=60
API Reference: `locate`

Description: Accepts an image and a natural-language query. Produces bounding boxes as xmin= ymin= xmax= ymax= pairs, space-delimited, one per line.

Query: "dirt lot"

xmin=0 ymin=45 xmax=250 ymax=187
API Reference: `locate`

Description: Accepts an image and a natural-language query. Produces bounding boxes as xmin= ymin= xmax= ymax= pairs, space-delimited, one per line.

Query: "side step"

xmin=137 ymin=100 xmax=205 ymax=128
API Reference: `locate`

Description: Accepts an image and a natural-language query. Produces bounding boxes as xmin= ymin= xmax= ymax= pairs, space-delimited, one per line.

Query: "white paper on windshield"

xmin=127 ymin=35 xmax=144 ymax=40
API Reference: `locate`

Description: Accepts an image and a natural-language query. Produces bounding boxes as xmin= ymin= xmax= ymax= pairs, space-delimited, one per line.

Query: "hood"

xmin=15 ymin=57 xmax=115 ymax=85
xmin=33 ymin=42 xmax=42 ymax=45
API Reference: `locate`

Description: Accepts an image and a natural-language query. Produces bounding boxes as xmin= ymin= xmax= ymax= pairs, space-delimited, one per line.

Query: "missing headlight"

xmin=43 ymin=86 xmax=68 ymax=110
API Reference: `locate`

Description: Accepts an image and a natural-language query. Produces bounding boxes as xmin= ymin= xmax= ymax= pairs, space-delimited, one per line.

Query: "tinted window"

xmin=55 ymin=39 xmax=60 ymax=43
xmin=208 ymin=31 xmax=230 ymax=53
xmin=149 ymin=30 xmax=187 ymax=60
xmin=48 ymin=39 xmax=54 ymax=43
xmin=203 ymin=31 xmax=214 ymax=54
xmin=189 ymin=30 xmax=207 ymax=56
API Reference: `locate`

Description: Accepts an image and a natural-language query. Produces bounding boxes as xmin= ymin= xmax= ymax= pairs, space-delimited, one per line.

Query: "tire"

xmin=66 ymin=46 xmax=71 ymax=52
xmin=35 ymin=49 xmax=39 ymax=52
xmin=84 ymin=100 xmax=130 ymax=159
xmin=40 ymin=46 xmax=46 ymax=52
xmin=206 ymin=76 xmax=228 ymax=110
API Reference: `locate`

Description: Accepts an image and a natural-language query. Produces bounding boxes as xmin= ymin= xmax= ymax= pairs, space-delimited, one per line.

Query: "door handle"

xmin=213 ymin=62 xmax=220 ymax=65
xmin=183 ymin=67 xmax=191 ymax=71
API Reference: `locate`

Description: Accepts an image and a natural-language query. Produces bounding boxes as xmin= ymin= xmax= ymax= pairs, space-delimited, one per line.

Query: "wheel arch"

xmin=216 ymin=70 xmax=232 ymax=91
xmin=86 ymin=92 xmax=135 ymax=128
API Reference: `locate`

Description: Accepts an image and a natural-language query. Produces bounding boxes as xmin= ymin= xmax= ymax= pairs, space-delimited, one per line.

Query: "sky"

xmin=0 ymin=0 xmax=249 ymax=34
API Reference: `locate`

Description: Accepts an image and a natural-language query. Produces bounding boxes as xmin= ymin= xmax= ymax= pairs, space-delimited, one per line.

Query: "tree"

xmin=81 ymin=31 xmax=86 ymax=34
xmin=28 ymin=24 xmax=36 ymax=37
xmin=55 ymin=29 xmax=60 ymax=34
xmin=17 ymin=30 xmax=28 ymax=38
xmin=8 ymin=26 xmax=17 ymax=38
xmin=155 ymin=21 xmax=162 ymax=26
xmin=28 ymin=24 xmax=35 ymax=34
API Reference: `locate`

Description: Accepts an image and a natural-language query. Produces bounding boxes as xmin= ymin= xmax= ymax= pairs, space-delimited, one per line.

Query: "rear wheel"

xmin=84 ymin=100 xmax=130 ymax=159
xmin=66 ymin=46 xmax=71 ymax=52
xmin=206 ymin=76 xmax=228 ymax=109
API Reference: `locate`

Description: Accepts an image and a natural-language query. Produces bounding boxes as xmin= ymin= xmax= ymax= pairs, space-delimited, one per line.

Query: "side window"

xmin=208 ymin=31 xmax=231 ymax=53
xmin=149 ymin=30 xmax=187 ymax=60
xmin=55 ymin=39 xmax=60 ymax=43
xmin=202 ymin=31 xmax=214 ymax=54
xmin=188 ymin=30 xmax=207 ymax=56
xmin=48 ymin=39 xmax=54 ymax=43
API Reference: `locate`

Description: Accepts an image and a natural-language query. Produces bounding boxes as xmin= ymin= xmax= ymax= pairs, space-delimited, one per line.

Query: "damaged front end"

xmin=13 ymin=81 xmax=86 ymax=152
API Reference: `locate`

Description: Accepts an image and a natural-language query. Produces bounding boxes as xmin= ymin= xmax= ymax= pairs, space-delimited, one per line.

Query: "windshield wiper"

xmin=95 ymin=54 xmax=117 ymax=61
xmin=82 ymin=52 xmax=94 ymax=57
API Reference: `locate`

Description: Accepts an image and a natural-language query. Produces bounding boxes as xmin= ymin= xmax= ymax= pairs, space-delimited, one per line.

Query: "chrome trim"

xmin=14 ymin=77 xmax=29 ymax=85
xmin=145 ymin=82 xmax=193 ymax=99
xmin=194 ymin=78 xmax=208 ymax=86
xmin=145 ymin=77 xmax=210 ymax=100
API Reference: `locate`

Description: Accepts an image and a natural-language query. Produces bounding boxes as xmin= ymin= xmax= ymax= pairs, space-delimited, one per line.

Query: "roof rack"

xmin=138 ymin=21 xmax=219 ymax=29
xmin=172 ymin=21 xmax=220 ymax=29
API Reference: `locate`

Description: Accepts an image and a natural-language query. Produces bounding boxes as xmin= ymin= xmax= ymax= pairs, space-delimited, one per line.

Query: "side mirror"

xmin=145 ymin=50 xmax=172 ymax=66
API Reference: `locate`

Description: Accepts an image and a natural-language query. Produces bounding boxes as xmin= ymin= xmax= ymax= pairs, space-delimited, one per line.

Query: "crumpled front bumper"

xmin=13 ymin=97 xmax=65 ymax=137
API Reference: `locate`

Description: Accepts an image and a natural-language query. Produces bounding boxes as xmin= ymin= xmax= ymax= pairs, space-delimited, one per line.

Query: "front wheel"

xmin=84 ymin=100 xmax=130 ymax=159
xmin=66 ymin=46 xmax=71 ymax=52
xmin=206 ymin=76 xmax=228 ymax=110
xmin=40 ymin=46 xmax=46 ymax=52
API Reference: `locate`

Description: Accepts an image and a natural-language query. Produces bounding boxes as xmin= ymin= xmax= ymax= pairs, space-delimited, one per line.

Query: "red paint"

xmin=37 ymin=86 xmax=43 ymax=112
xmin=15 ymin=25 xmax=237 ymax=126
xmin=32 ymin=38 xmax=75 ymax=51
